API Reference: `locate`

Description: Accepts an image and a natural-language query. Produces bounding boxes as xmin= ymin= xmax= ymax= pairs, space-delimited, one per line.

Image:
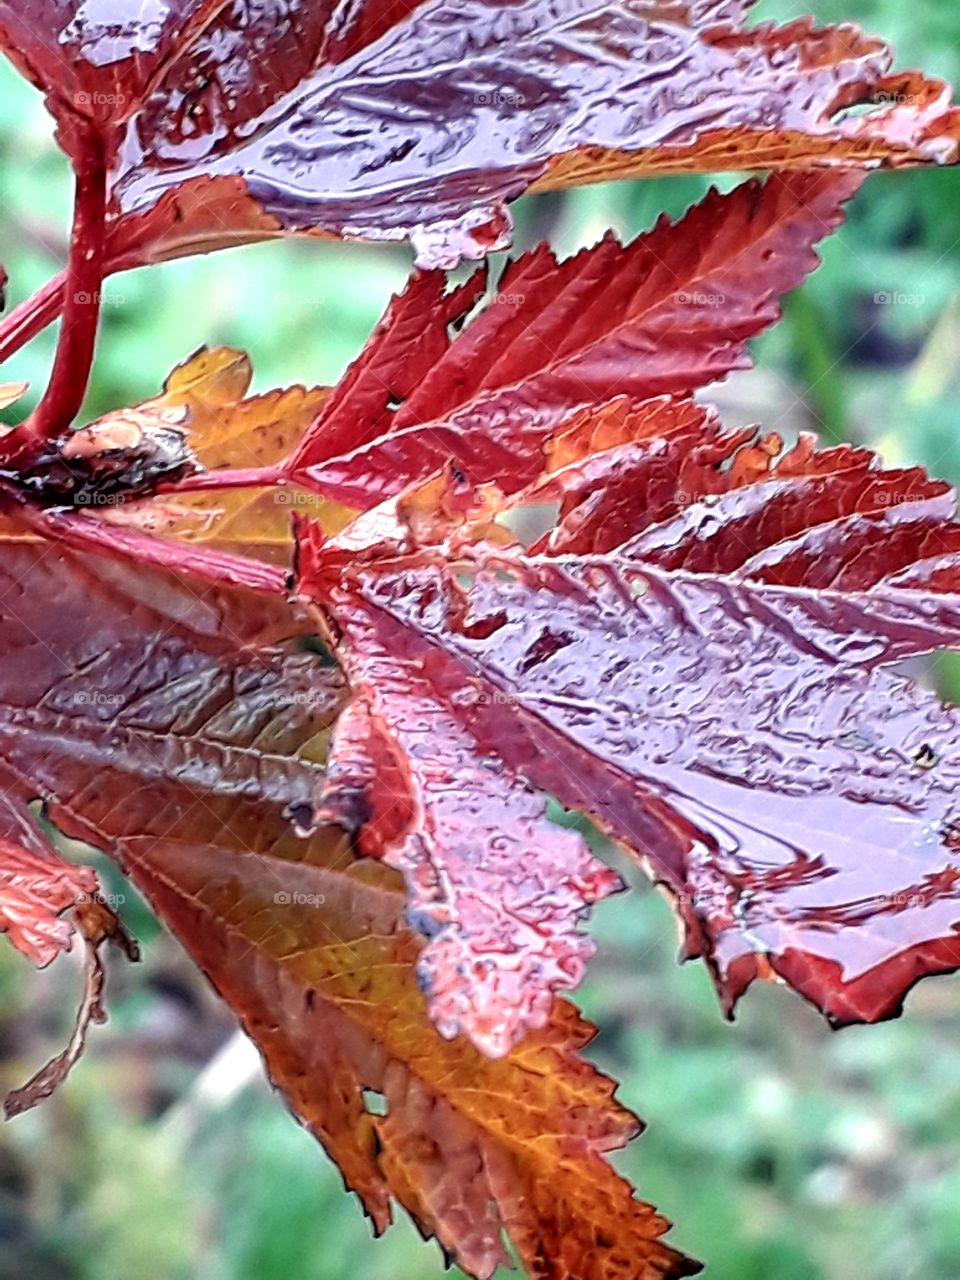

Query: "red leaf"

xmin=293 ymin=171 xmax=863 ymax=499
xmin=289 ymin=268 xmax=487 ymax=473
xmin=298 ymin=399 xmax=960 ymax=1031
xmin=3 ymin=3 xmax=957 ymax=269
xmin=0 ymin=1 xmax=224 ymax=156
xmin=318 ymin=611 xmax=622 ymax=1058
xmin=110 ymin=0 xmax=960 ymax=268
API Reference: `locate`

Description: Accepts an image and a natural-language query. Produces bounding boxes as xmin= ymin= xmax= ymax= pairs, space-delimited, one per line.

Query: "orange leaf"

xmin=70 ymin=346 xmax=347 ymax=559
xmin=128 ymin=830 xmax=696 ymax=1280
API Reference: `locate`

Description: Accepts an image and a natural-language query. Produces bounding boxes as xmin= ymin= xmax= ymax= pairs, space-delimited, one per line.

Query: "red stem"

xmin=0 ymin=272 xmax=67 ymax=366
xmin=159 ymin=465 xmax=286 ymax=494
xmin=17 ymin=135 xmax=108 ymax=447
xmin=8 ymin=500 xmax=286 ymax=596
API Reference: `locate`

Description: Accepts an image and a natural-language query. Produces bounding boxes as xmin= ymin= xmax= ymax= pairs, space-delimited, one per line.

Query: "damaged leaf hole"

xmin=362 ymin=1088 xmax=389 ymax=1117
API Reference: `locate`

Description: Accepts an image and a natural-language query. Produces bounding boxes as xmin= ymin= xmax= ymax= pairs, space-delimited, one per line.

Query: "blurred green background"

xmin=2 ymin=3 xmax=960 ymax=1278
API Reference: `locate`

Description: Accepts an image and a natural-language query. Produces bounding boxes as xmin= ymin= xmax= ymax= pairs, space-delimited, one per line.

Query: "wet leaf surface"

xmin=0 ymin=0 xmax=225 ymax=155
xmin=318 ymin=615 xmax=623 ymax=1059
xmin=288 ymin=175 xmax=960 ymax=1034
xmin=111 ymin=0 xmax=960 ymax=268
xmin=300 ymin=405 xmax=960 ymax=1030
xmin=2 ymin=1 xmax=958 ymax=267
xmin=0 ymin=533 xmax=695 ymax=1280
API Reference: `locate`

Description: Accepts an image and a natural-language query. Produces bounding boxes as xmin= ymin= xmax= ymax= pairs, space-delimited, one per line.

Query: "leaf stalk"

xmin=12 ymin=132 xmax=108 ymax=451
